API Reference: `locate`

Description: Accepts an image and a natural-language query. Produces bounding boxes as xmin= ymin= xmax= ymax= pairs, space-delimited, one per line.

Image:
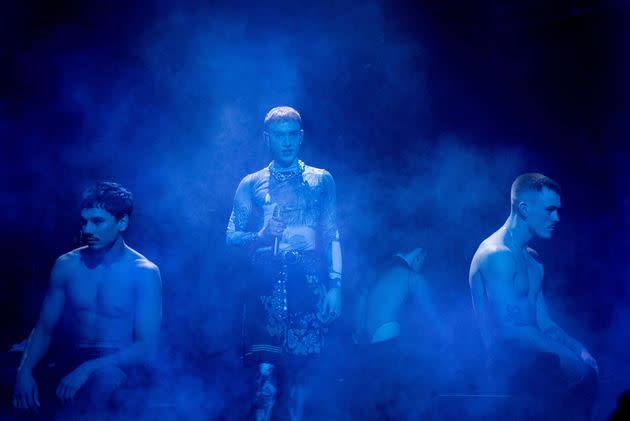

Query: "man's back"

xmin=363 ymin=257 xmax=413 ymax=341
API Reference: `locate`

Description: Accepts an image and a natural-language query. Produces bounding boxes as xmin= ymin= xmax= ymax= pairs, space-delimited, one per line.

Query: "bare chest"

xmin=65 ymin=266 xmax=135 ymax=318
xmin=513 ymin=254 xmax=543 ymax=301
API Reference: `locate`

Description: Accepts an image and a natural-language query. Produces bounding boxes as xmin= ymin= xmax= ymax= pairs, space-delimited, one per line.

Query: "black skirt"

xmin=242 ymin=250 xmax=328 ymax=366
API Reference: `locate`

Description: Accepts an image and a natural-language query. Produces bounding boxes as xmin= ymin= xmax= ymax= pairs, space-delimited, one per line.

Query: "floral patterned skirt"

xmin=242 ymin=251 xmax=328 ymax=366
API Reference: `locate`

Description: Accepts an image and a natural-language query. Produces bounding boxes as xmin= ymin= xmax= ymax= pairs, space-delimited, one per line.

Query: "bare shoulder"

xmin=527 ymin=247 xmax=543 ymax=264
xmin=125 ymin=247 xmax=161 ymax=279
xmin=474 ymin=237 xmax=516 ymax=279
xmin=51 ymin=247 xmax=85 ymax=284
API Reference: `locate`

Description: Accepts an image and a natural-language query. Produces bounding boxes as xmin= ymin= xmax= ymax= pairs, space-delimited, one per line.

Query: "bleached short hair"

xmin=264 ymin=106 xmax=302 ymax=130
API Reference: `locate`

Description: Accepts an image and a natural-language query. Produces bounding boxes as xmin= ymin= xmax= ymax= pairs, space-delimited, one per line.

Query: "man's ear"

xmin=298 ymin=129 xmax=304 ymax=145
xmin=118 ymin=214 xmax=129 ymax=232
xmin=517 ymin=201 xmax=529 ymax=219
xmin=263 ymin=131 xmax=270 ymax=148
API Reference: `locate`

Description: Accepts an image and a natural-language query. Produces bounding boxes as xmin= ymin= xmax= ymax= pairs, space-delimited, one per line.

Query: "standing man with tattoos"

xmin=226 ymin=106 xmax=342 ymax=420
xmin=469 ymin=173 xmax=597 ymax=419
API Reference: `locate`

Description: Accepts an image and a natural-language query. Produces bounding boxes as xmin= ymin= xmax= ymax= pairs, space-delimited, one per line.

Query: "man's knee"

xmin=82 ymin=366 xmax=127 ymax=405
xmin=572 ymin=366 xmax=598 ymax=397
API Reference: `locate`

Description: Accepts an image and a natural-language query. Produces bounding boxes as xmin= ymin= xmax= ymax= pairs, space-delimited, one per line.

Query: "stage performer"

xmin=13 ymin=182 xmax=162 ymax=416
xmin=469 ymin=173 xmax=597 ymax=420
xmin=226 ymin=106 xmax=342 ymax=421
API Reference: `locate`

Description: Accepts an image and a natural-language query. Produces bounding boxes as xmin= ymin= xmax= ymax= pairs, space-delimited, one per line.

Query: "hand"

xmin=559 ymin=353 xmax=590 ymax=387
xmin=56 ymin=363 xmax=93 ymax=402
xmin=320 ymin=287 xmax=341 ymax=323
xmin=579 ymin=347 xmax=599 ymax=375
xmin=259 ymin=217 xmax=286 ymax=239
xmin=409 ymin=248 xmax=427 ymax=272
xmin=13 ymin=369 xmax=40 ymax=410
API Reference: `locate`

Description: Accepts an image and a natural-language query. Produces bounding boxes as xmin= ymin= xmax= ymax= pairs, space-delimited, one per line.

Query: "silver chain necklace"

xmin=268 ymin=160 xmax=305 ymax=182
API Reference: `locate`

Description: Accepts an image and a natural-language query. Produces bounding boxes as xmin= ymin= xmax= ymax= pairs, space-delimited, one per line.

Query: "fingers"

xmin=59 ymin=383 xmax=77 ymax=401
xmin=321 ymin=299 xmax=330 ymax=316
xmin=25 ymin=390 xmax=35 ymax=409
xmin=14 ymin=391 xmax=33 ymax=410
xmin=330 ymin=304 xmax=341 ymax=320
xmin=56 ymin=381 xmax=72 ymax=402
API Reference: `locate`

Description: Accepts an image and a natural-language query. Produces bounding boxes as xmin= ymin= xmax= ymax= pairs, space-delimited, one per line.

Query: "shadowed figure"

xmin=226 ymin=107 xmax=342 ymax=420
xmin=12 ymin=182 xmax=162 ymax=417
xmin=351 ymin=245 xmax=450 ymax=420
xmin=469 ymin=173 xmax=598 ymax=420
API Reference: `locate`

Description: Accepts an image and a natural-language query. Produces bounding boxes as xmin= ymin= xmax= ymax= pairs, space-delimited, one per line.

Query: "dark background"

xmin=1 ymin=0 xmax=628 ymax=418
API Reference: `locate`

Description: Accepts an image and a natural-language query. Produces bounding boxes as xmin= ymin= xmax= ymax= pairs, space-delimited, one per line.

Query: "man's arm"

xmin=320 ymin=171 xmax=342 ymax=319
xmin=320 ymin=171 xmax=342 ymax=286
xmin=536 ymin=291 xmax=598 ymax=372
xmin=14 ymin=257 xmax=67 ymax=408
xmin=226 ymin=175 xmax=263 ymax=247
xmin=470 ymin=265 xmax=493 ymax=350
xmin=482 ymin=250 xmax=576 ymax=359
xmin=536 ymin=291 xmax=583 ymax=353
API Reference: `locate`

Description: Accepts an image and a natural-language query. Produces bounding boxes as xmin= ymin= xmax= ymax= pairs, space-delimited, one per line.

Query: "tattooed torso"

xmin=226 ymin=163 xmax=339 ymax=253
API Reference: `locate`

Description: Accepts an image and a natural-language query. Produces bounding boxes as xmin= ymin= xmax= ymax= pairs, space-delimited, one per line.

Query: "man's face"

xmin=264 ymin=119 xmax=303 ymax=167
xmin=81 ymin=207 xmax=126 ymax=250
xmin=525 ymin=187 xmax=561 ymax=239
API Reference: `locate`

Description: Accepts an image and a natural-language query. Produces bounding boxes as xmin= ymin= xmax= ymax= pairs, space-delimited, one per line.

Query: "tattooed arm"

xmin=482 ymin=249 xmax=576 ymax=359
xmin=536 ymin=291 xmax=598 ymax=372
xmin=226 ymin=175 xmax=264 ymax=248
xmin=536 ymin=292 xmax=583 ymax=353
xmin=319 ymin=170 xmax=342 ymax=320
xmin=319 ymin=170 xmax=342 ymax=287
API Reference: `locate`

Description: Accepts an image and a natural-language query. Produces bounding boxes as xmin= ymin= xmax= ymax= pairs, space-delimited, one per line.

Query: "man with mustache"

xmin=226 ymin=106 xmax=342 ymax=420
xmin=13 ymin=182 xmax=162 ymax=415
xmin=469 ymin=173 xmax=597 ymax=419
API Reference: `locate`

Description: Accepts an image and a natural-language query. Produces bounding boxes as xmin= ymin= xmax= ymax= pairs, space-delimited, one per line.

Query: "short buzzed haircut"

xmin=264 ymin=106 xmax=302 ymax=130
xmin=511 ymin=173 xmax=561 ymax=206
xmin=81 ymin=181 xmax=134 ymax=220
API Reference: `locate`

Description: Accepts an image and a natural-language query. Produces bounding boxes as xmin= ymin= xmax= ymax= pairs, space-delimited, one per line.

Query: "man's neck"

xmin=271 ymin=159 xmax=300 ymax=171
xmin=85 ymin=236 xmax=126 ymax=266
xmin=503 ymin=215 xmax=532 ymax=250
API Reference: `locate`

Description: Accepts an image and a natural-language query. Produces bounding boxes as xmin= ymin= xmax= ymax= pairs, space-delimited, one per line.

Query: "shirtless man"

xmin=13 ymin=182 xmax=162 ymax=413
xmin=469 ymin=173 xmax=597 ymax=418
xmin=352 ymin=246 xmax=447 ymax=419
xmin=358 ymin=246 xmax=444 ymax=344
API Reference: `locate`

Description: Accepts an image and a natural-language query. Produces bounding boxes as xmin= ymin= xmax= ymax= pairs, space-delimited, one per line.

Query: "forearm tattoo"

xmin=226 ymin=199 xmax=259 ymax=247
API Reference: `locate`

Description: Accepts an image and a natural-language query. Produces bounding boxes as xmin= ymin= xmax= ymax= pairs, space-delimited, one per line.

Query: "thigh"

xmin=78 ymin=365 xmax=127 ymax=406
